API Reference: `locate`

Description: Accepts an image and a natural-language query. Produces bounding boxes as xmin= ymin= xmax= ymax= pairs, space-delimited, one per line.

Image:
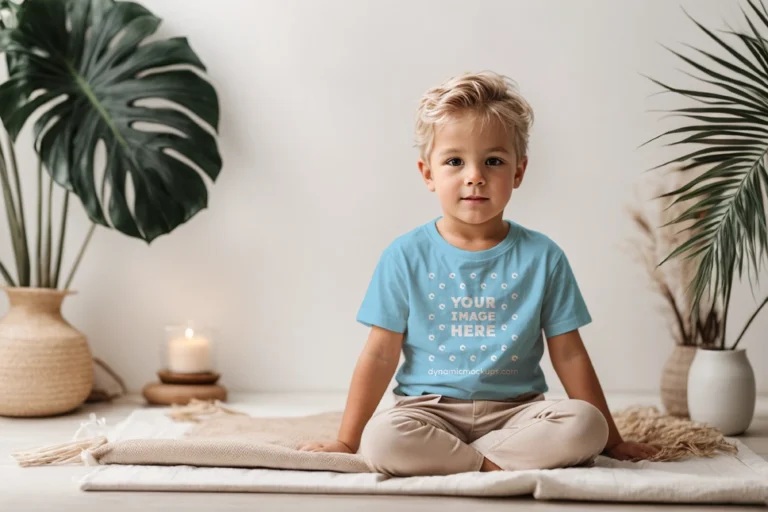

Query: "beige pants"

xmin=359 ymin=392 xmax=609 ymax=477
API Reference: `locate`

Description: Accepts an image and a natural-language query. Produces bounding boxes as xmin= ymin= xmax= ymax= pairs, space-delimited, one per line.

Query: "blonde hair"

xmin=415 ymin=71 xmax=534 ymax=164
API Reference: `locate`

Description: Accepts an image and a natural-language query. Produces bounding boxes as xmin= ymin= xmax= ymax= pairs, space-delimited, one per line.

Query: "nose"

xmin=464 ymin=166 xmax=485 ymax=186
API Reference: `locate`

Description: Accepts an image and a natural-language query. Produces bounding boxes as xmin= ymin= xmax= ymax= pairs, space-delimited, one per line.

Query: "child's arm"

xmin=337 ymin=325 xmax=404 ymax=451
xmin=546 ymin=329 xmax=660 ymax=461
xmin=298 ymin=325 xmax=404 ymax=453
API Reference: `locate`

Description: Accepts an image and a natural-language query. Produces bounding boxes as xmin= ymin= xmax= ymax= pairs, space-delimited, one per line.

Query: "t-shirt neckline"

xmin=426 ymin=216 xmax=518 ymax=261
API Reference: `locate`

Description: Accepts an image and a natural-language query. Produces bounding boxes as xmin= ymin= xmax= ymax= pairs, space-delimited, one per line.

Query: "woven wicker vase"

xmin=0 ymin=287 xmax=93 ymax=417
xmin=660 ymin=345 xmax=697 ymax=418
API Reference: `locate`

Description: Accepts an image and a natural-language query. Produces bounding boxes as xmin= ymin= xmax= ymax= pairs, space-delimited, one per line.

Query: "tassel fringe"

xmin=10 ymin=400 xmax=245 ymax=467
xmin=612 ymin=405 xmax=738 ymax=461
xmin=11 ymin=412 xmax=110 ymax=467
xmin=12 ymin=436 xmax=108 ymax=467
xmin=166 ymin=398 xmax=248 ymax=423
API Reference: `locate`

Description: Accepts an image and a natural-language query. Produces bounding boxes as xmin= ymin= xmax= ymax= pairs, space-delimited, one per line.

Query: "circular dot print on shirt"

xmin=481 ymin=283 xmax=486 ymax=289
xmin=512 ymin=314 xmax=518 ymax=321
xmin=449 ymin=273 xmax=456 ymax=279
xmin=512 ymin=272 xmax=519 ymax=279
xmin=460 ymin=283 xmax=466 ymax=289
xmin=439 ymin=283 xmax=446 ymax=289
xmin=429 ymin=334 xmax=435 ymax=341
xmin=491 ymin=355 xmax=497 ymax=362
xmin=449 ymin=355 xmax=456 ymax=362
xmin=429 ymin=273 xmax=435 ymax=279
xmin=511 ymin=355 xmax=519 ymax=362
xmin=512 ymin=293 xmax=518 ymax=300
xmin=512 ymin=335 xmax=519 ymax=341
xmin=501 ymin=345 xmax=507 ymax=351
xmin=501 ymin=283 xmax=507 ymax=289
xmin=470 ymin=355 xmax=476 ymax=362
xmin=491 ymin=273 xmax=497 ymax=279
xmin=470 ymin=272 xmax=477 ymax=279
xmin=480 ymin=345 xmax=487 ymax=351
xmin=501 ymin=304 xmax=508 ymax=310
xmin=439 ymin=304 xmax=445 ymax=310
xmin=460 ymin=344 xmax=466 ymax=351
xmin=501 ymin=325 xmax=507 ymax=331
xmin=429 ymin=314 xmax=435 ymax=320
xmin=428 ymin=355 xmax=435 ymax=362
xmin=439 ymin=345 xmax=446 ymax=351
xmin=439 ymin=324 xmax=445 ymax=330
xmin=429 ymin=293 xmax=435 ymax=300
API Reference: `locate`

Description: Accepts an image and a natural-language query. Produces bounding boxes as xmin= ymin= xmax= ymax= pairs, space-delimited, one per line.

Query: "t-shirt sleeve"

xmin=356 ymin=248 xmax=409 ymax=333
xmin=540 ymin=251 xmax=592 ymax=338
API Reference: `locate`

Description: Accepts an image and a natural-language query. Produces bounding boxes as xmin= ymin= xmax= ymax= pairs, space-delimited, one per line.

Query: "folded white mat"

xmin=78 ymin=408 xmax=768 ymax=505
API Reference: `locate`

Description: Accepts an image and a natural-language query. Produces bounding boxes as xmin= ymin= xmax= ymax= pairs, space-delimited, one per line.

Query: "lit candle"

xmin=167 ymin=327 xmax=211 ymax=373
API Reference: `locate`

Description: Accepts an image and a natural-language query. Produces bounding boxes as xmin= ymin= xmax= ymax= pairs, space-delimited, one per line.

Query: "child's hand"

xmin=297 ymin=440 xmax=355 ymax=454
xmin=603 ymin=441 xmax=660 ymax=461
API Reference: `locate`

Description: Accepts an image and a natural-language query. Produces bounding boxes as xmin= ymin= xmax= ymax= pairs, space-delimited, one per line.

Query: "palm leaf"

xmin=0 ymin=0 xmax=222 ymax=243
xmin=645 ymin=0 xmax=768 ymax=333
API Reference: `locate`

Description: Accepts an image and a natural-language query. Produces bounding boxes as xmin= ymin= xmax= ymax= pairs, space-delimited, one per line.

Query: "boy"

xmin=299 ymin=71 xmax=659 ymax=476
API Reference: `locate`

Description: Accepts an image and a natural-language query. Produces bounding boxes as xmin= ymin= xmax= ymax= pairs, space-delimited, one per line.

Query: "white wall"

xmin=1 ymin=0 xmax=766 ymax=395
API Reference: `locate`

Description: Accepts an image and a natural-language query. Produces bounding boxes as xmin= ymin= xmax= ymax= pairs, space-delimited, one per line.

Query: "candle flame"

xmin=185 ymin=328 xmax=194 ymax=338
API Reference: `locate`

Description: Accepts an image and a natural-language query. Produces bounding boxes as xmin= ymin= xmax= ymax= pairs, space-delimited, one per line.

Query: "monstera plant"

xmin=0 ymin=0 xmax=222 ymax=418
xmin=0 ymin=0 xmax=222 ymax=289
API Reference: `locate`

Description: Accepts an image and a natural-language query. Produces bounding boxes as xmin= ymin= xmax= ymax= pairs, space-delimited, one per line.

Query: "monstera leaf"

xmin=0 ymin=0 xmax=222 ymax=243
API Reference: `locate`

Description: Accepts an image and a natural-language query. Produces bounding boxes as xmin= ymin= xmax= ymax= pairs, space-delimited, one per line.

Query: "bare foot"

xmin=480 ymin=457 xmax=502 ymax=472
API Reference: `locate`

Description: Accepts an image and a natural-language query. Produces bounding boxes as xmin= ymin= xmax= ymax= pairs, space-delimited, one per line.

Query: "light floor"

xmin=2 ymin=391 xmax=767 ymax=511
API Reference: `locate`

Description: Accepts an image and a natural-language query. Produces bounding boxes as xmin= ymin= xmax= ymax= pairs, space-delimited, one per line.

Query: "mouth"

xmin=462 ymin=196 xmax=489 ymax=202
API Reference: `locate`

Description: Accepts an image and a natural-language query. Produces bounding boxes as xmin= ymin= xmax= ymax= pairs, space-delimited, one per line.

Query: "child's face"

xmin=418 ymin=112 xmax=528 ymax=228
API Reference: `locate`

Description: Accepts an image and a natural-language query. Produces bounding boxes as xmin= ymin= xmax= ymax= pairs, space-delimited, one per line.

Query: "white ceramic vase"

xmin=687 ymin=347 xmax=756 ymax=435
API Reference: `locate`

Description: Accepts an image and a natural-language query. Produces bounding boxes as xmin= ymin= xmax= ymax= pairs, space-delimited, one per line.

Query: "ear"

xmin=418 ymin=159 xmax=436 ymax=192
xmin=513 ymin=156 xmax=528 ymax=189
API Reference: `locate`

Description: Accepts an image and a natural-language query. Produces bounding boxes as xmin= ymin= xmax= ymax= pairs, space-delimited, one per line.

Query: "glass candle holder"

xmin=162 ymin=324 xmax=217 ymax=374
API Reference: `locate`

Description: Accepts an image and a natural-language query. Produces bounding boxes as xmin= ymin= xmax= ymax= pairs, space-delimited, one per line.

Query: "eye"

xmin=486 ymin=157 xmax=504 ymax=166
xmin=445 ymin=157 xmax=463 ymax=166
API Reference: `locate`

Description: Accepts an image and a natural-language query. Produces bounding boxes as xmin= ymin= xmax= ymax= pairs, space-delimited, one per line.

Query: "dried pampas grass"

xmin=625 ymin=167 xmax=723 ymax=347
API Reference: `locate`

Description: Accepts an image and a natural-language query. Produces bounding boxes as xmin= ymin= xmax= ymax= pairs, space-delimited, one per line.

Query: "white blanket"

xmin=79 ymin=408 xmax=768 ymax=505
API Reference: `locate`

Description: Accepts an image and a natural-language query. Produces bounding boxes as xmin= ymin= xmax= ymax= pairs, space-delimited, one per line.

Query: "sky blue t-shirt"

xmin=356 ymin=216 xmax=591 ymax=400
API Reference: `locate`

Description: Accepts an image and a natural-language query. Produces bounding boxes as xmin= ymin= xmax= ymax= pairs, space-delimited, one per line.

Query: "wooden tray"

xmin=157 ymin=369 xmax=220 ymax=385
xmin=142 ymin=382 xmax=227 ymax=405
